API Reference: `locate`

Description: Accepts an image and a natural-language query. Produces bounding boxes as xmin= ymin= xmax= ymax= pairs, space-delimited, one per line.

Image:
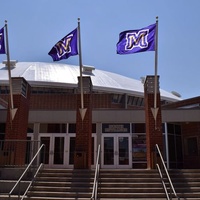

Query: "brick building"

xmin=0 ymin=61 xmax=200 ymax=169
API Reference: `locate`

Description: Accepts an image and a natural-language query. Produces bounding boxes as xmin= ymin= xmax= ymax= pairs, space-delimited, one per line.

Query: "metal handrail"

xmin=9 ymin=144 xmax=45 ymax=200
xmin=155 ymin=144 xmax=180 ymax=200
xmin=20 ymin=163 xmax=44 ymax=200
xmin=91 ymin=144 xmax=100 ymax=200
xmin=156 ymin=164 xmax=170 ymax=200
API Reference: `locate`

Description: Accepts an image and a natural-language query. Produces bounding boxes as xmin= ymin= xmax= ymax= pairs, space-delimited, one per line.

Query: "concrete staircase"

xmin=169 ymin=169 xmax=200 ymax=199
xmin=4 ymin=168 xmax=200 ymax=200
xmin=27 ymin=169 xmax=94 ymax=200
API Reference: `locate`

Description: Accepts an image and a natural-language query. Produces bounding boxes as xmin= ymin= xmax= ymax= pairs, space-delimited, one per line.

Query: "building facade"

xmin=0 ymin=62 xmax=200 ymax=169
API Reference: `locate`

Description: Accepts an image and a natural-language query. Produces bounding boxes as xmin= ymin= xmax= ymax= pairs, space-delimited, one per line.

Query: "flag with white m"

xmin=117 ymin=23 xmax=156 ymax=55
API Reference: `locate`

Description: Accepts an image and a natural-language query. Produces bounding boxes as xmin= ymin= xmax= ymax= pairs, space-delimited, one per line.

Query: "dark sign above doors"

xmin=102 ymin=123 xmax=130 ymax=133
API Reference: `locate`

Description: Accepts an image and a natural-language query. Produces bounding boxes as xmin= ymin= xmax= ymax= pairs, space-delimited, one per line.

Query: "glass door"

xmin=39 ymin=134 xmax=96 ymax=168
xmin=102 ymin=134 xmax=132 ymax=168
xmin=40 ymin=134 xmax=66 ymax=168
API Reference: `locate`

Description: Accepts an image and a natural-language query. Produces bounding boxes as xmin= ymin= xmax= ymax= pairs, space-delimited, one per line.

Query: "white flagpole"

xmin=5 ymin=20 xmax=17 ymax=120
xmin=151 ymin=16 xmax=159 ymax=128
xmin=78 ymin=18 xmax=87 ymax=120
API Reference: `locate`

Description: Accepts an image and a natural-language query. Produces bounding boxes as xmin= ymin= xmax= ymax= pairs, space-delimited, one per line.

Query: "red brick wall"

xmin=30 ymin=94 xmax=77 ymax=110
xmin=5 ymin=79 xmax=31 ymax=165
xmin=144 ymin=76 xmax=163 ymax=169
xmin=74 ymin=94 xmax=92 ymax=169
xmin=28 ymin=93 xmax=145 ymax=110
xmin=182 ymin=122 xmax=200 ymax=168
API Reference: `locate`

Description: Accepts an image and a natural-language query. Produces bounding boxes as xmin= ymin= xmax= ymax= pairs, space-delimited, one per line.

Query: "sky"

xmin=0 ymin=0 xmax=200 ymax=100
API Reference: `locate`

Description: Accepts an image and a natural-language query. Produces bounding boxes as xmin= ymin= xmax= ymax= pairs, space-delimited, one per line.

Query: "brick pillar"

xmin=74 ymin=77 xmax=92 ymax=169
xmin=144 ymin=76 xmax=163 ymax=169
xmin=5 ymin=77 xmax=31 ymax=165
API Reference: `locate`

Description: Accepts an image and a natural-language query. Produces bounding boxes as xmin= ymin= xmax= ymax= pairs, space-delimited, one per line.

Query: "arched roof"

xmin=0 ymin=62 xmax=181 ymax=102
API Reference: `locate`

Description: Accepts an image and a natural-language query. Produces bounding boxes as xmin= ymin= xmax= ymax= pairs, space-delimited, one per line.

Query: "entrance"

xmin=40 ymin=134 xmax=66 ymax=168
xmin=39 ymin=134 xmax=96 ymax=168
xmin=102 ymin=134 xmax=132 ymax=168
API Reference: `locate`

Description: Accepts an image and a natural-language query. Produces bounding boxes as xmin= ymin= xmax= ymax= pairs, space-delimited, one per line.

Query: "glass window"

xmin=175 ymin=125 xmax=181 ymax=135
xmin=167 ymin=124 xmax=174 ymax=134
xmin=127 ymin=96 xmax=133 ymax=105
xmin=0 ymin=123 xmax=6 ymax=133
xmin=68 ymin=124 xmax=76 ymax=133
xmin=27 ymin=123 xmax=34 ymax=133
xmin=40 ymin=124 xmax=66 ymax=133
xmin=92 ymin=123 xmax=96 ymax=133
xmin=168 ymin=134 xmax=176 ymax=161
xmin=132 ymin=134 xmax=146 ymax=161
xmin=54 ymin=137 xmax=65 ymax=164
xmin=112 ymin=94 xmax=122 ymax=104
xmin=69 ymin=137 xmax=75 ymax=164
xmin=0 ymin=134 xmax=5 ymax=141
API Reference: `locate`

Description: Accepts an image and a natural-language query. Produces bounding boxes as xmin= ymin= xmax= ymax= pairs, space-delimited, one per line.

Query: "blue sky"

xmin=0 ymin=0 xmax=200 ymax=99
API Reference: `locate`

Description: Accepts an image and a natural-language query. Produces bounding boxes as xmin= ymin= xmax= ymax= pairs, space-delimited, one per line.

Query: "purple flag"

xmin=0 ymin=27 xmax=6 ymax=54
xmin=117 ymin=23 xmax=156 ymax=55
xmin=48 ymin=28 xmax=78 ymax=61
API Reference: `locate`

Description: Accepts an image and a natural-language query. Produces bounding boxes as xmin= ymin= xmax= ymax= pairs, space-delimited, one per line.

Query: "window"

xmin=68 ymin=124 xmax=76 ymax=133
xmin=27 ymin=123 xmax=34 ymax=133
xmin=40 ymin=124 xmax=66 ymax=133
xmin=112 ymin=94 xmax=122 ymax=104
xmin=92 ymin=124 xmax=96 ymax=133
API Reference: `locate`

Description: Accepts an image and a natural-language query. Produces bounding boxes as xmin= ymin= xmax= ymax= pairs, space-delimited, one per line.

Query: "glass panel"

xmin=132 ymin=134 xmax=146 ymax=161
xmin=27 ymin=123 xmax=34 ymax=133
xmin=53 ymin=137 xmax=64 ymax=164
xmin=0 ymin=123 xmax=6 ymax=133
xmin=40 ymin=124 xmax=66 ymax=133
xmin=118 ymin=137 xmax=129 ymax=165
xmin=25 ymin=137 xmax=32 ymax=164
xmin=40 ymin=137 xmax=50 ymax=164
xmin=167 ymin=124 xmax=174 ymax=134
xmin=0 ymin=133 xmax=5 ymax=140
xmin=175 ymin=125 xmax=181 ymax=135
xmin=68 ymin=124 xmax=76 ymax=133
xmin=92 ymin=124 xmax=96 ymax=133
xmin=69 ymin=137 xmax=75 ymax=164
xmin=168 ymin=134 xmax=176 ymax=162
xmin=104 ymin=137 xmax=114 ymax=165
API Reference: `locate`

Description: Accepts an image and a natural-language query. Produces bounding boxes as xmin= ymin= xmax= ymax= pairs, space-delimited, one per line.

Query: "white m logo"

xmin=125 ymin=29 xmax=149 ymax=50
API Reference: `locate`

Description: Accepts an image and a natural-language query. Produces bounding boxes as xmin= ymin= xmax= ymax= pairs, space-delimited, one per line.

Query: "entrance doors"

xmin=40 ymin=134 xmax=66 ymax=168
xmin=39 ymin=134 xmax=96 ymax=168
xmin=102 ymin=134 xmax=132 ymax=168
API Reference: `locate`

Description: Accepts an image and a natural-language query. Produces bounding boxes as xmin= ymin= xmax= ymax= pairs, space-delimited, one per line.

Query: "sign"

xmin=102 ymin=123 xmax=130 ymax=133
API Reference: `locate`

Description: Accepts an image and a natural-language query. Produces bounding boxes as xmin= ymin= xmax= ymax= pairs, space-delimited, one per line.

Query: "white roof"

xmin=0 ymin=62 xmax=181 ymax=102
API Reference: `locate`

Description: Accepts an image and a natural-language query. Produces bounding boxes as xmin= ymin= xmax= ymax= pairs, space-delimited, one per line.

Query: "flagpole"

xmin=154 ymin=17 xmax=158 ymax=110
xmin=153 ymin=16 xmax=159 ymax=128
xmin=5 ymin=20 xmax=17 ymax=120
xmin=77 ymin=18 xmax=86 ymax=120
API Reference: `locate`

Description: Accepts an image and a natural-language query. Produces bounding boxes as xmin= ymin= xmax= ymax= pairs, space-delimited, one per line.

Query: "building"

xmin=0 ymin=61 xmax=200 ymax=169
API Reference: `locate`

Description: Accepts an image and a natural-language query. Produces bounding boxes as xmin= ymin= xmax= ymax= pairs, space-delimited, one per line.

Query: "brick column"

xmin=74 ymin=77 xmax=92 ymax=169
xmin=5 ymin=77 xmax=31 ymax=165
xmin=144 ymin=76 xmax=163 ymax=169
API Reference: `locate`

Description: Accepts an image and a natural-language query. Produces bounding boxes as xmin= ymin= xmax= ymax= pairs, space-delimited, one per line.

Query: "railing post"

xmin=155 ymin=144 xmax=180 ymax=200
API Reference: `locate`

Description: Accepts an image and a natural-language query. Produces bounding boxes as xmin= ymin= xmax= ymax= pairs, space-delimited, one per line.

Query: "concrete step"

xmin=2 ymin=196 xmax=200 ymax=200
xmin=7 ymin=168 xmax=200 ymax=200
